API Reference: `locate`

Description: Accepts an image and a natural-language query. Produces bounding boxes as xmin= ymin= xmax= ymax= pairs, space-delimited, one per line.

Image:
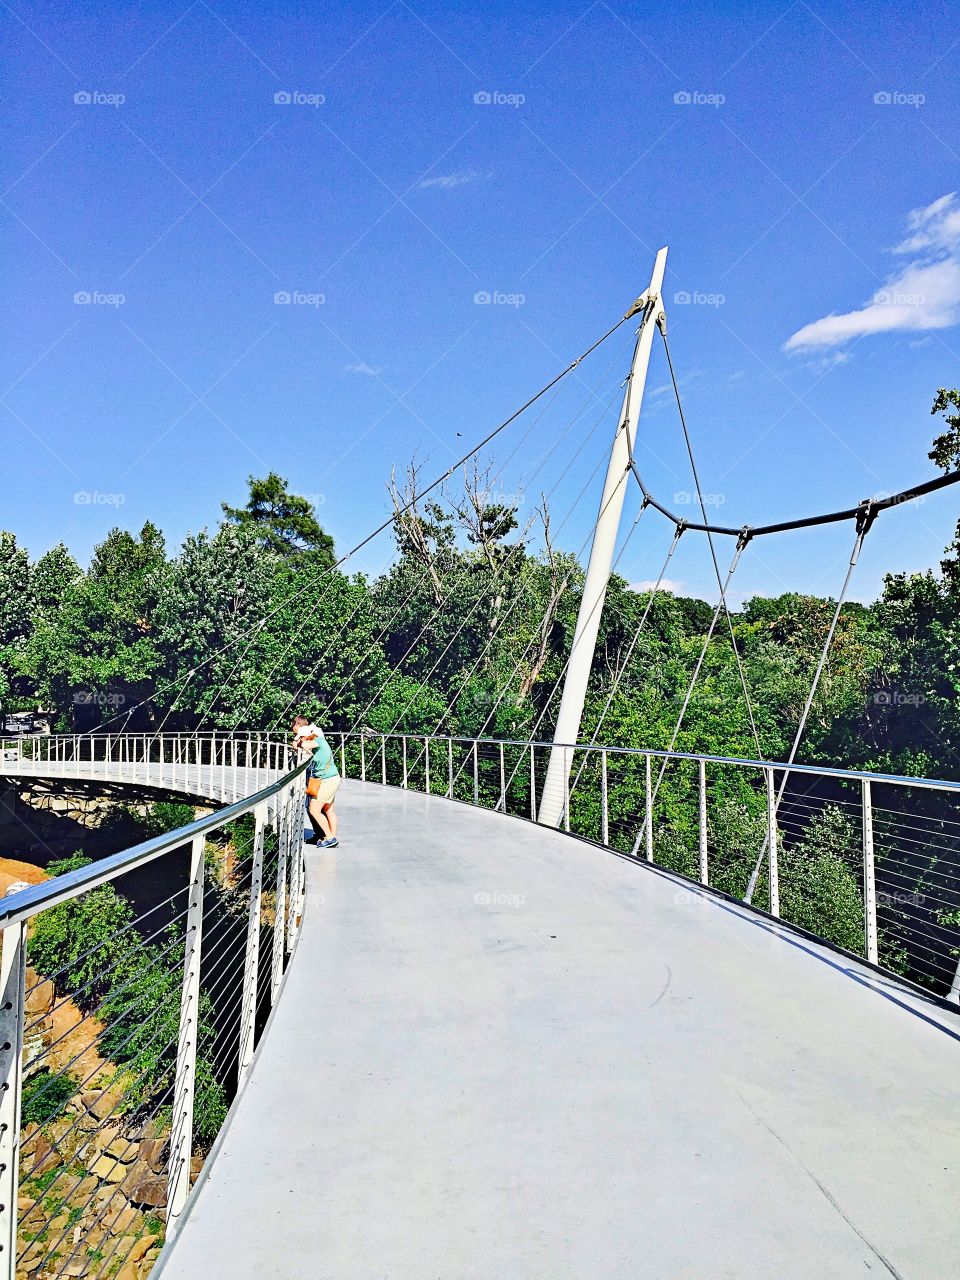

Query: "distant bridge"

xmin=0 ymin=732 xmax=958 ymax=1279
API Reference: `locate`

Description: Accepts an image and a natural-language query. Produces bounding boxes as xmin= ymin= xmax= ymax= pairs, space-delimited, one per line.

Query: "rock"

xmin=90 ymin=1153 xmax=128 ymax=1184
xmin=190 ymin=1154 xmax=203 ymax=1179
xmin=20 ymin=1123 xmax=41 ymax=1156
xmin=24 ymin=977 xmax=55 ymax=1017
xmin=81 ymin=1085 xmax=124 ymax=1122
xmin=126 ymin=1234 xmax=154 ymax=1265
xmin=122 ymin=1161 xmax=167 ymax=1209
xmin=99 ymin=1200 xmax=141 ymax=1235
xmin=138 ymin=1136 xmax=167 ymax=1173
xmin=24 ymin=1132 xmax=59 ymax=1176
xmin=102 ymin=1136 xmax=138 ymax=1164
xmin=17 ymin=1194 xmax=37 ymax=1213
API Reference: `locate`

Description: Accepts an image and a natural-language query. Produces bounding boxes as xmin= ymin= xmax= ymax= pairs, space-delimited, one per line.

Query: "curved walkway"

xmin=159 ymin=780 xmax=960 ymax=1279
xmin=1 ymin=752 xmax=275 ymax=805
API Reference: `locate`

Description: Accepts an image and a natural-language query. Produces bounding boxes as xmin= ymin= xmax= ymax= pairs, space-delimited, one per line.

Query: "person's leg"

xmin=322 ymin=800 xmax=337 ymax=838
xmin=308 ymin=796 xmax=332 ymax=838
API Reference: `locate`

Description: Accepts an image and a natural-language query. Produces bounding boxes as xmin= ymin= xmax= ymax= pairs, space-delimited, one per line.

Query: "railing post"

xmin=402 ymin=736 xmax=408 ymax=789
xmin=287 ymin=776 xmax=305 ymax=955
xmin=601 ymin=749 xmax=609 ymax=846
xmin=766 ymin=767 xmax=780 ymax=917
xmin=425 ymin=738 xmax=430 ymax=794
xmin=563 ymin=747 xmax=570 ymax=832
xmin=271 ymin=789 xmax=290 ymax=1005
xmin=0 ymin=918 xmax=26 ymax=1280
xmin=447 ymin=737 xmax=453 ymax=798
xmin=862 ymin=778 xmax=878 ymax=965
xmin=474 ymin=741 xmax=480 ymax=806
xmin=698 ymin=758 xmax=709 ymax=884
xmin=529 ymin=743 xmax=535 ymax=820
xmin=381 ymin=736 xmax=387 ymax=786
xmin=499 ymin=741 xmax=505 ymax=812
xmin=237 ymin=801 xmax=267 ymax=1084
xmin=360 ymin=736 xmax=366 ymax=782
xmin=167 ymin=832 xmax=205 ymax=1226
xmin=644 ymin=753 xmax=653 ymax=861
xmin=339 ymin=735 xmax=346 ymax=777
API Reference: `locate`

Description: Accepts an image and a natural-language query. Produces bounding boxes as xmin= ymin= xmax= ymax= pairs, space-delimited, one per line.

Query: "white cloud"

xmin=344 ymin=361 xmax=383 ymax=376
xmin=629 ymin=578 xmax=683 ymax=594
xmin=417 ymin=169 xmax=487 ymax=190
xmin=784 ymin=192 xmax=960 ymax=351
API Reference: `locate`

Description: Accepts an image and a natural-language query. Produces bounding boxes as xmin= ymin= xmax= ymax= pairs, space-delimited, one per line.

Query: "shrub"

xmin=21 ymin=1068 xmax=75 ymax=1126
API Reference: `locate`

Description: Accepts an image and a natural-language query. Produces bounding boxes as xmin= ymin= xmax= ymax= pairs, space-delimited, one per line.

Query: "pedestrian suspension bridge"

xmin=3 ymin=249 xmax=960 ymax=1279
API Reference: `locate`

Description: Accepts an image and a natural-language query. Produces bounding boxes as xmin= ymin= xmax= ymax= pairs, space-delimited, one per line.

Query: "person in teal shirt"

xmin=292 ymin=716 xmax=341 ymax=847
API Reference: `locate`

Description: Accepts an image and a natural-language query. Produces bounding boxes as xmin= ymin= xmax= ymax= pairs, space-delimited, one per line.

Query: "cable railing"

xmin=336 ymin=730 xmax=960 ymax=1005
xmin=0 ymin=731 xmax=289 ymax=800
xmin=0 ymin=733 xmax=306 ymax=1280
xmin=3 ymin=727 xmax=960 ymax=1278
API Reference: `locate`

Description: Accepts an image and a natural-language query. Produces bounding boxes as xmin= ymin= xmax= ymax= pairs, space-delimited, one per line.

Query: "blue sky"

xmin=3 ymin=0 xmax=959 ymax=605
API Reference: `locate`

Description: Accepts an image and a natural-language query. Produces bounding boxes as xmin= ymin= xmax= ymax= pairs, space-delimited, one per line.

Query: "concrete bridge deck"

xmin=157 ymin=779 xmax=960 ymax=1280
xmin=1 ymin=752 xmax=273 ymax=804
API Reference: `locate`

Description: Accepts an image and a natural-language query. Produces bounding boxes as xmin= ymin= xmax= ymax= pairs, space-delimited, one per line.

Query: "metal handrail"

xmin=0 ymin=755 xmax=309 ymax=931
xmin=335 ymin=728 xmax=960 ymax=1003
xmin=347 ymin=729 xmax=960 ymax=795
xmin=0 ymin=729 xmax=310 ymax=1278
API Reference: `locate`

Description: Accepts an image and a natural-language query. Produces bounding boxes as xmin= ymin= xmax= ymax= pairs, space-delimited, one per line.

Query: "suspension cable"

xmin=568 ymin=516 xmax=683 ymax=797
xmin=659 ymin=324 xmax=764 ymax=759
xmin=89 ymin=307 xmax=636 ymax=736
xmin=743 ymin=513 xmax=874 ymax=903
xmin=631 ymin=530 xmax=752 ymax=856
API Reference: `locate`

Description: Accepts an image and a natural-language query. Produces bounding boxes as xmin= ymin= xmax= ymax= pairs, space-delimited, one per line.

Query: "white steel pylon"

xmin=537 ymin=247 xmax=667 ymax=828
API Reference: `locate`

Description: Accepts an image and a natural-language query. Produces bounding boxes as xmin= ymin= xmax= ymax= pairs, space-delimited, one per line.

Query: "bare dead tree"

xmin=387 ymin=461 xmax=448 ymax=606
xmin=518 ymin=496 xmax=571 ymax=700
xmin=449 ymin=460 xmax=534 ymax=657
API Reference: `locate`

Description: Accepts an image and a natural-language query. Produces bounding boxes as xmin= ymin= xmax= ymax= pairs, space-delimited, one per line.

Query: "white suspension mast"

xmin=537 ymin=247 xmax=667 ymax=828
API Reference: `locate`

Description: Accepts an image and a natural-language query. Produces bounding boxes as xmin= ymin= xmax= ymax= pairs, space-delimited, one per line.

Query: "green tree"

xmin=222 ymin=472 xmax=335 ymax=564
xmin=17 ymin=525 xmax=167 ymax=726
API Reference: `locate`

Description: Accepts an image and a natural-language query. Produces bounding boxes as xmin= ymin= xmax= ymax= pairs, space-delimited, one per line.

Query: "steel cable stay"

xmin=86 ymin=309 xmax=636 ymax=738
xmin=480 ymin=472 xmax=650 ymax=808
xmin=390 ymin=449 xmax=622 ymax=759
xmin=743 ymin=516 xmax=874 ymax=903
xmin=630 ymin=531 xmax=753 ymax=857
xmin=658 ymin=323 xmax=764 ymax=762
xmin=275 ymin=341 xmax=634 ymax=736
xmin=566 ymin=518 xmax=684 ymax=799
xmin=409 ymin=485 xmax=652 ymax=791
xmin=343 ymin=458 xmax=599 ymax=740
xmin=388 ymin=466 xmax=643 ymax=784
xmin=251 ymin=333 xmax=634 ymax=733
xmin=376 ymin=396 xmax=644 ymax=748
